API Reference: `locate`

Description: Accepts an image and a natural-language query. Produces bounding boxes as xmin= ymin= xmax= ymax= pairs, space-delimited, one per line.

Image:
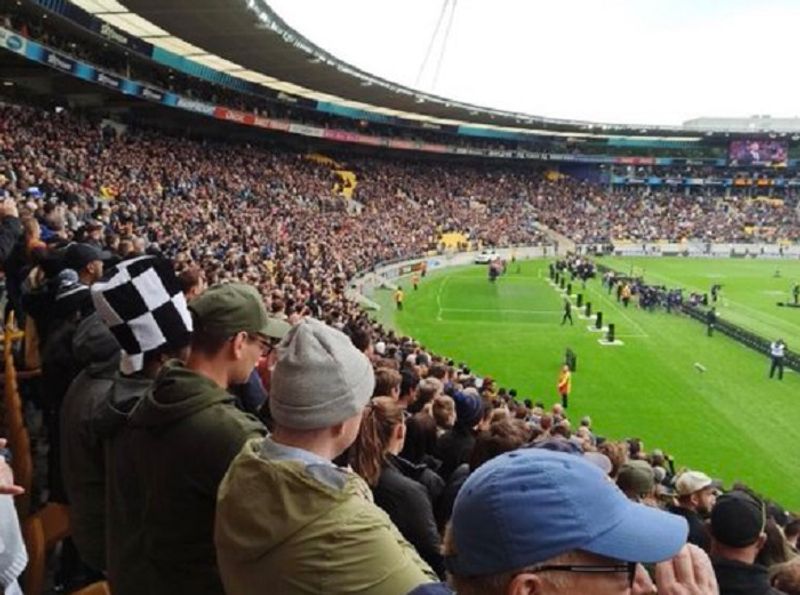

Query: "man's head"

xmin=710 ymin=490 xmax=766 ymax=564
xmin=178 ymin=265 xmax=207 ymax=301
xmin=189 ymin=283 xmax=288 ymax=386
xmin=65 ymin=242 xmax=111 ymax=284
xmin=675 ymin=471 xmax=718 ymax=515
xmin=269 ymin=318 xmax=375 ymax=457
xmin=373 ymin=367 xmax=402 ymax=400
xmin=416 ymin=377 xmax=443 ymax=409
xmin=399 ymin=368 xmax=420 ymax=408
xmin=452 ymin=391 xmax=484 ymax=431
xmin=92 ymin=256 xmax=194 ymax=375
xmin=432 ymin=395 xmax=456 ymax=430
xmin=444 ymin=449 xmax=688 ymax=595
xmin=616 ymin=460 xmax=656 ymax=503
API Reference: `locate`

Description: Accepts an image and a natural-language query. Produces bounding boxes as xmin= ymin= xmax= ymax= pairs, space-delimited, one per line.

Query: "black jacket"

xmin=373 ymin=455 xmax=445 ymax=579
xmin=669 ymin=505 xmax=711 ymax=552
xmin=59 ymin=313 xmax=120 ymax=572
xmin=435 ymin=463 xmax=470 ymax=532
xmin=435 ymin=427 xmax=475 ymax=481
xmin=0 ymin=215 xmax=21 ymax=267
xmin=712 ymin=557 xmax=786 ymax=595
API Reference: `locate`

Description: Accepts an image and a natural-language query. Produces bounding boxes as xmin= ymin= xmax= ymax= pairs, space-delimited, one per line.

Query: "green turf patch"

xmin=371 ymin=258 xmax=800 ymax=509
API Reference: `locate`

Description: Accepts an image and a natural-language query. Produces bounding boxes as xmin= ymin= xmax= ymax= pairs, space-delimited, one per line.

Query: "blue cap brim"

xmin=584 ymin=501 xmax=688 ymax=563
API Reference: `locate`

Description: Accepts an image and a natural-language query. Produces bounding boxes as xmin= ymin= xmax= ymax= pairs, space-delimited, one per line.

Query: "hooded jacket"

xmin=59 ymin=313 xmax=120 ymax=572
xmin=97 ymin=371 xmax=154 ymax=595
xmin=117 ymin=361 xmax=266 ymax=595
xmin=215 ymin=438 xmax=438 ymax=595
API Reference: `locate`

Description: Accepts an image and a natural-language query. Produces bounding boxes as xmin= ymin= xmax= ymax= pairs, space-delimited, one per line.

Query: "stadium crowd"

xmin=536 ymin=178 xmax=800 ymax=244
xmin=0 ymin=98 xmax=799 ymax=595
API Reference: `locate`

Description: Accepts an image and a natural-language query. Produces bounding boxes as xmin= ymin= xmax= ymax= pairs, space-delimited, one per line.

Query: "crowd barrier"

xmin=595 ymin=262 xmax=800 ymax=373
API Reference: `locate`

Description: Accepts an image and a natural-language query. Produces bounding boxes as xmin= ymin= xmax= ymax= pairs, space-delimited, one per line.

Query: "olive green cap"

xmin=189 ymin=283 xmax=289 ymax=339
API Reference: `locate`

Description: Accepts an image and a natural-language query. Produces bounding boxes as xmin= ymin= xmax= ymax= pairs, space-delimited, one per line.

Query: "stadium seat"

xmin=22 ymin=503 xmax=71 ymax=595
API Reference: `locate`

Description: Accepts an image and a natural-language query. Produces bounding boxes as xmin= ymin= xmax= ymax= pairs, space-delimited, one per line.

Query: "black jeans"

xmin=769 ymin=357 xmax=784 ymax=380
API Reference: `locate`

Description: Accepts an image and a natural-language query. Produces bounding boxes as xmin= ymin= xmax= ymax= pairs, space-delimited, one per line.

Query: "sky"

xmin=267 ymin=0 xmax=800 ymax=127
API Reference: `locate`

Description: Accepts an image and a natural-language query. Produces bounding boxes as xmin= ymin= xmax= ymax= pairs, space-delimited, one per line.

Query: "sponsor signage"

xmin=96 ymin=71 xmax=122 ymax=89
xmin=0 ymin=27 xmax=26 ymax=54
xmin=44 ymin=49 xmax=75 ymax=73
xmin=175 ymin=97 xmax=215 ymax=116
xmin=140 ymin=86 xmax=164 ymax=102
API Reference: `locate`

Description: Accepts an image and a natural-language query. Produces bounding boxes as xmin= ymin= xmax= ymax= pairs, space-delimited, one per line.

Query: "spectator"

xmin=59 ymin=311 xmax=120 ymax=573
xmin=215 ymin=318 xmax=437 ymax=594
xmin=616 ymin=460 xmax=657 ymax=505
xmin=599 ymin=440 xmax=629 ymax=480
xmin=400 ymin=412 xmax=440 ymax=470
xmin=443 ymin=449 xmax=716 ymax=595
xmin=116 ymin=283 xmax=268 ymax=595
xmin=785 ymin=519 xmax=800 ymax=553
xmin=771 ymin=559 xmax=800 ymax=595
xmin=436 ymin=418 xmax=530 ymax=532
xmin=374 ymin=367 xmax=402 ymax=399
xmin=178 ymin=265 xmax=207 ymax=301
xmin=63 ymin=243 xmax=108 ymax=285
xmin=669 ymin=470 xmax=719 ymax=552
xmin=350 ymin=396 xmax=445 ymax=577
xmin=411 ymin=377 xmax=442 ymax=414
xmin=432 ymin=395 xmax=456 ymax=436
xmin=91 ymin=256 xmax=195 ymax=595
xmin=399 ymin=368 xmax=420 ymax=410
xmin=710 ymin=490 xmax=783 ymax=595
xmin=436 ymin=391 xmax=485 ymax=480
xmin=0 ymin=197 xmax=22 ymax=266
xmin=756 ymin=518 xmax=796 ymax=569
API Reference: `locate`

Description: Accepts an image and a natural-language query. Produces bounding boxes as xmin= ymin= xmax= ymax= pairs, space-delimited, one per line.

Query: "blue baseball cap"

xmin=446 ymin=449 xmax=688 ymax=577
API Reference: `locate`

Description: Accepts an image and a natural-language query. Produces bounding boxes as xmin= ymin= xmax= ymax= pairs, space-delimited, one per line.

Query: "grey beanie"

xmin=270 ymin=318 xmax=375 ymax=430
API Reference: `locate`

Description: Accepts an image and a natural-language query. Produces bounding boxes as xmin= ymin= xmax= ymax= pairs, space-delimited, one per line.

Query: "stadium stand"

xmin=0 ymin=4 xmax=798 ymax=594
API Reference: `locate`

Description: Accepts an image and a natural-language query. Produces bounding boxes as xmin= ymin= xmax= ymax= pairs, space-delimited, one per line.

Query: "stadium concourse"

xmin=0 ymin=100 xmax=798 ymax=595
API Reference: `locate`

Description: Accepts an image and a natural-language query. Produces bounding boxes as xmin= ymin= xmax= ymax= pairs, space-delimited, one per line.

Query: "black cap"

xmin=711 ymin=491 xmax=765 ymax=547
xmin=64 ymin=243 xmax=111 ymax=272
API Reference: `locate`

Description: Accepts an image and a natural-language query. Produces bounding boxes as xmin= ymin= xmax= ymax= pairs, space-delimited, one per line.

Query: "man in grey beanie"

xmin=215 ymin=318 xmax=438 ymax=595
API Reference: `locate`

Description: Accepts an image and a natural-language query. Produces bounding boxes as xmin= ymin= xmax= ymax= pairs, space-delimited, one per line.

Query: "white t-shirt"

xmin=771 ymin=342 xmax=785 ymax=358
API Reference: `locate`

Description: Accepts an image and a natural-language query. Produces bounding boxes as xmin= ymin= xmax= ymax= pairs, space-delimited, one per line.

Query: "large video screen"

xmin=729 ymin=139 xmax=788 ymax=166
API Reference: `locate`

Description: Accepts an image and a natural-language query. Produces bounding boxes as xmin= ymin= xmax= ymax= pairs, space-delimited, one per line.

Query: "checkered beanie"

xmin=91 ymin=255 xmax=193 ymax=374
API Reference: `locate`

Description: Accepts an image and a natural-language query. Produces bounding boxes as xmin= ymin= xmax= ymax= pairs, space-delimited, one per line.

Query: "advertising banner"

xmin=288 ymin=123 xmax=325 ymax=138
xmin=0 ymin=26 xmax=26 ymax=55
xmin=175 ymin=97 xmax=215 ymax=116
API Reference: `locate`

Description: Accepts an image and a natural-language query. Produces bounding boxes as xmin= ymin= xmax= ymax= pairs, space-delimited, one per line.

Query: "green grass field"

xmin=371 ymin=257 xmax=800 ymax=509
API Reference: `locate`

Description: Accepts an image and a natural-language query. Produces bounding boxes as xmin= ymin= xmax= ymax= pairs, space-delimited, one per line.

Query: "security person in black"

xmin=561 ymin=298 xmax=573 ymax=326
xmin=706 ymin=307 xmax=717 ymax=337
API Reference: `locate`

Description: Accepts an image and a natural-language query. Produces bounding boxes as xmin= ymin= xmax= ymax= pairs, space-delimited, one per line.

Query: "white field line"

xmin=545 ymin=270 xmax=646 ymax=339
xmin=584 ymin=282 xmax=651 ymax=338
xmin=441 ymin=308 xmax=561 ymax=314
xmin=435 ymin=275 xmax=450 ymax=322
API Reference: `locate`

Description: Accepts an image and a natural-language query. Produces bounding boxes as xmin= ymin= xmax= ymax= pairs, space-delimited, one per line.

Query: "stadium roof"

xmin=62 ymin=0 xmax=800 ymax=137
xmin=69 ymin=0 xmax=705 ymax=137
